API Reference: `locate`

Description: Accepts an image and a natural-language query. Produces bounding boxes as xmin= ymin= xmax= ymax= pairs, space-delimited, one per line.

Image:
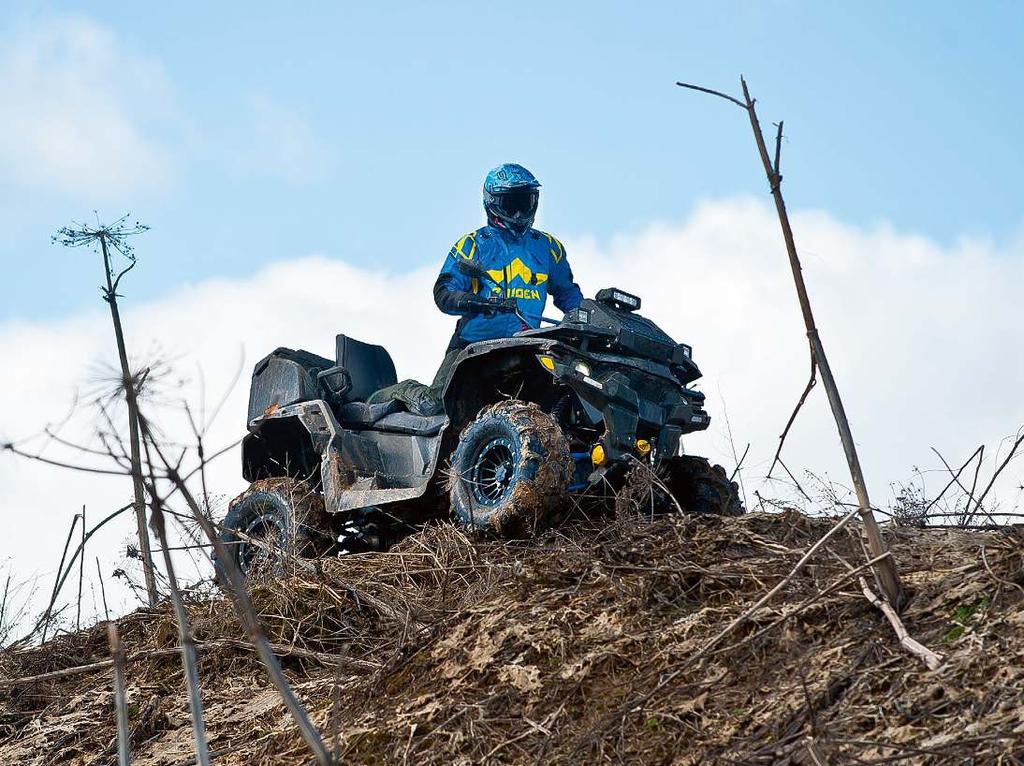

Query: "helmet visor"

xmin=497 ymin=189 xmax=539 ymax=220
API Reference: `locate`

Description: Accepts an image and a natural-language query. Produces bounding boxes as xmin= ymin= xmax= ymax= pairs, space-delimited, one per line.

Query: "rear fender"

xmin=244 ymin=401 xmax=354 ymax=505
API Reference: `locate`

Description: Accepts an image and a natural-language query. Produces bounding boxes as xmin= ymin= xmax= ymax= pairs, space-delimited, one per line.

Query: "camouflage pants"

xmin=366 ymin=348 xmax=460 ymax=415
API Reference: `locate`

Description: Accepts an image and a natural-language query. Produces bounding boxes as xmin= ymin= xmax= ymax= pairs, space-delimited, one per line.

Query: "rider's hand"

xmin=464 ymin=295 xmax=518 ymax=316
xmin=487 ymin=297 xmax=519 ymax=314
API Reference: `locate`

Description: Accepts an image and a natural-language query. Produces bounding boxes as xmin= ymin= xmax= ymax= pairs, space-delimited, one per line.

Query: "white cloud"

xmin=2 ymin=198 xmax=1023 ymax=626
xmin=0 ymin=16 xmax=173 ymax=198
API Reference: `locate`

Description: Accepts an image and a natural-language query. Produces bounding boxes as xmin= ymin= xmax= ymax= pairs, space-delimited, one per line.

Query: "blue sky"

xmin=2 ymin=1 xmax=1022 ymax=322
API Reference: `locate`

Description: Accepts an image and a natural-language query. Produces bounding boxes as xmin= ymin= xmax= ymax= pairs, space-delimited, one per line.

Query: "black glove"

xmin=465 ymin=295 xmax=518 ymax=316
xmin=486 ymin=296 xmax=519 ymax=315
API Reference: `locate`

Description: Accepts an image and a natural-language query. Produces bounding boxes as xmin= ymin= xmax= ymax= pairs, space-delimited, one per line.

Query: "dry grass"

xmin=2 ymin=511 xmax=1024 ymax=764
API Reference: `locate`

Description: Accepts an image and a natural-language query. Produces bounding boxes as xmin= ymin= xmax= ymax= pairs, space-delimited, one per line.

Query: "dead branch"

xmin=107 ymin=621 xmax=131 ymax=766
xmin=139 ymin=415 xmax=334 ymax=766
xmin=76 ymin=506 xmax=86 ymax=631
xmin=677 ymin=75 xmax=903 ymax=608
xmin=40 ymin=513 xmax=81 ymax=642
xmin=96 ymin=557 xmax=110 ymax=621
xmin=970 ymin=429 xmax=1024 ymax=522
xmin=859 ymin=577 xmax=942 ymax=670
xmin=930 ymin=445 xmax=997 ymax=526
xmin=769 ymin=350 xmax=817 ymax=479
xmin=0 ymin=638 xmax=377 ymax=689
xmin=143 ymin=439 xmax=210 ymax=766
xmin=925 ymin=445 xmax=984 ymax=519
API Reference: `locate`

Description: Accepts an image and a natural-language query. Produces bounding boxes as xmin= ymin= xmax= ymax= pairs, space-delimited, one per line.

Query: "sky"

xmin=1 ymin=2 xmax=1023 ymax=632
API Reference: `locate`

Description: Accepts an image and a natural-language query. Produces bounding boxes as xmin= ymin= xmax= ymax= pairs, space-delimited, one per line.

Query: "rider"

xmin=370 ymin=163 xmax=584 ymax=414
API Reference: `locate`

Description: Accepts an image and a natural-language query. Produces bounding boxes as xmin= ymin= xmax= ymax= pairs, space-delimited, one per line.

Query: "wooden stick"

xmin=141 ymin=413 xmax=334 ymax=765
xmin=76 ymin=506 xmax=86 ymax=631
xmin=676 ymin=76 xmax=904 ymax=609
xmin=970 ymin=431 xmax=1024 ymax=522
xmin=144 ymin=440 xmax=211 ymax=766
xmin=0 ymin=639 xmax=374 ymax=688
xmin=96 ymin=557 xmax=110 ymax=621
xmin=107 ymin=622 xmax=131 ymax=766
xmin=40 ymin=512 xmax=80 ymax=642
xmin=860 ymin=577 xmax=942 ymax=670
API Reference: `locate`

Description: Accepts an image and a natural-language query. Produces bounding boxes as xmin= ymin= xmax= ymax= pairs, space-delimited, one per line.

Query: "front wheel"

xmin=216 ymin=477 xmax=333 ymax=584
xmin=448 ymin=400 xmax=572 ymax=537
xmin=616 ymin=456 xmax=745 ymax=518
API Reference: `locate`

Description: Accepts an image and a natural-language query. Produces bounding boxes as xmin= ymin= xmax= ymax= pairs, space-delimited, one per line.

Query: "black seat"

xmin=336 ymin=402 xmax=446 ymax=436
xmin=318 ymin=335 xmax=397 ymax=404
xmin=337 ymin=399 xmax=399 ymax=426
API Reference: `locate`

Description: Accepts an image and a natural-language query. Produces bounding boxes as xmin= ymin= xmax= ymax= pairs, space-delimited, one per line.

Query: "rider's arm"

xmin=433 ymin=273 xmax=479 ymax=315
xmin=435 ymin=233 xmax=493 ymax=316
xmin=547 ymin=237 xmax=584 ymax=312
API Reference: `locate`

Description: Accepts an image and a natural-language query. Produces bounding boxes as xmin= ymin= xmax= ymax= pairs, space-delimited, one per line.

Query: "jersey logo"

xmin=483 ymin=257 xmax=547 ymax=301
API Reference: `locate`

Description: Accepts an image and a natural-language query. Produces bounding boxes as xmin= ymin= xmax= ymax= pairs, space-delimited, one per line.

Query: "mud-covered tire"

xmin=216 ymin=477 xmax=333 ymax=585
xmin=448 ymin=400 xmax=572 ymax=537
xmin=623 ymin=456 xmax=744 ymax=517
xmin=672 ymin=456 xmax=744 ymax=516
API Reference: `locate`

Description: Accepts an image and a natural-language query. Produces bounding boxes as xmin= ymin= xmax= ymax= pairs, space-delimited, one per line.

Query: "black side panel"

xmin=336 ymin=335 xmax=398 ymax=402
xmin=242 ymin=419 xmax=320 ymax=483
xmin=247 ymin=347 xmax=333 ymax=424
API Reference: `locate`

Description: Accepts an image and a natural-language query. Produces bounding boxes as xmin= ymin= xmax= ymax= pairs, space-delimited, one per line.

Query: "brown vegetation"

xmin=3 ymin=511 xmax=1023 ymax=764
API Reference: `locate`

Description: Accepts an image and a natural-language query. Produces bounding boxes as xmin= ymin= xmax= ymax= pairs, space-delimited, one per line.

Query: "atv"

xmin=220 ymin=260 xmax=741 ymax=579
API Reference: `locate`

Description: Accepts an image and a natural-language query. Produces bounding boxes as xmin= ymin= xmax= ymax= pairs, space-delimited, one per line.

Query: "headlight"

xmin=574 ymin=361 xmax=591 ymax=376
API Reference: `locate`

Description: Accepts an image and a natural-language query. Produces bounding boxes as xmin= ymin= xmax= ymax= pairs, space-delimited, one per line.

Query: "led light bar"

xmin=595 ymin=287 xmax=642 ymax=311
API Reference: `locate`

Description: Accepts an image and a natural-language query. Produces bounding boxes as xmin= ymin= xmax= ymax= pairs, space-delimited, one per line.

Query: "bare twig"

xmin=677 ymin=75 xmax=902 ymax=608
xmin=859 ymin=577 xmax=942 ymax=670
xmin=730 ymin=442 xmax=750 ymax=483
xmin=1 ymin=639 xmax=375 ymax=689
xmin=769 ymin=350 xmax=817 ymax=479
xmin=675 ymin=80 xmax=747 ymax=108
xmin=970 ymin=430 xmax=1024 ymax=523
xmin=96 ymin=557 xmax=110 ymax=621
xmin=139 ymin=415 xmax=334 ymax=766
xmin=33 ymin=505 xmax=134 ymax=640
xmin=40 ymin=513 xmax=80 ymax=642
xmin=142 ymin=439 xmax=210 ymax=766
xmin=107 ymin=621 xmax=131 ymax=766
xmin=930 ymin=445 xmax=996 ymax=526
xmin=76 ymin=506 xmax=86 ymax=631
xmin=713 ymin=550 xmax=893 ymax=656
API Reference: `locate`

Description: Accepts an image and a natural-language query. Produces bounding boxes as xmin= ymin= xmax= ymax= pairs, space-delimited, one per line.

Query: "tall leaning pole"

xmin=677 ymin=76 xmax=904 ymax=609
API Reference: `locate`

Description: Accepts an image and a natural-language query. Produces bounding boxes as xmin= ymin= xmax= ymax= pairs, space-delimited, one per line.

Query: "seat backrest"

xmin=335 ymin=335 xmax=397 ymax=402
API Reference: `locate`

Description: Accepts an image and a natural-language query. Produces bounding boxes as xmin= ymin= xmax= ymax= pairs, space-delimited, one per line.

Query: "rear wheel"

xmin=216 ymin=477 xmax=333 ymax=584
xmin=449 ymin=400 xmax=572 ymax=537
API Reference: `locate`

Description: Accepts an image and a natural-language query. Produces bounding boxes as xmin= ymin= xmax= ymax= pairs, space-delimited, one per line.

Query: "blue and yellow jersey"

xmin=437 ymin=224 xmax=583 ymax=346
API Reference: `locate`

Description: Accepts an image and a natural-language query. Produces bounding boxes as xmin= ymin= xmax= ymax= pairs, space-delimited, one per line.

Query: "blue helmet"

xmin=483 ymin=163 xmax=541 ymax=236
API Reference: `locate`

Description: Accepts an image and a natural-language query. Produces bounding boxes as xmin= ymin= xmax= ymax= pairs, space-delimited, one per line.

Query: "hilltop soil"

xmin=2 ymin=512 xmax=1023 ymax=765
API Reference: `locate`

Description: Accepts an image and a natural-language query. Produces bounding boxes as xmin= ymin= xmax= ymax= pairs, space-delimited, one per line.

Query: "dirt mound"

xmin=2 ymin=512 xmax=1023 ymax=764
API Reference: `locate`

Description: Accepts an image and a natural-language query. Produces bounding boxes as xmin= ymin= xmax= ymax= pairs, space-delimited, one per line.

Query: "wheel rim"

xmin=237 ymin=509 xmax=287 ymax=576
xmin=470 ymin=437 xmax=516 ymax=506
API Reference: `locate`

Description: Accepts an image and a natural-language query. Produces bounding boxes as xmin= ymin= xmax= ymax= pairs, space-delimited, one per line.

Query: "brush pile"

xmin=2 ymin=511 xmax=1024 ymax=765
